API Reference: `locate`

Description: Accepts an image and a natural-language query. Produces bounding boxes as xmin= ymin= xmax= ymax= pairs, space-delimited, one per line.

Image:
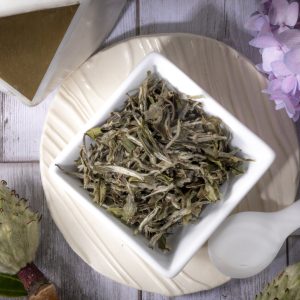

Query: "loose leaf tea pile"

xmin=72 ymin=72 xmax=245 ymax=251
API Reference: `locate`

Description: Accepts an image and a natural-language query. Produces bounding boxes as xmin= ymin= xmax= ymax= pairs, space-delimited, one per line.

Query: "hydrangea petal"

xmin=245 ymin=0 xmax=300 ymax=122
xmin=285 ymin=2 xmax=299 ymax=27
xmin=265 ymin=81 xmax=280 ymax=95
xmin=297 ymin=74 xmax=300 ymax=88
xmin=260 ymin=21 xmax=271 ymax=34
xmin=270 ymin=90 xmax=289 ymax=99
xmin=277 ymin=26 xmax=290 ymax=34
xmin=277 ymin=29 xmax=300 ymax=49
xmin=284 ymin=47 xmax=300 ymax=75
xmin=271 ymin=60 xmax=292 ymax=77
xmin=284 ymin=93 xmax=299 ymax=119
xmin=269 ymin=0 xmax=289 ymax=25
xmin=256 ymin=63 xmax=265 ymax=73
xmin=245 ymin=14 xmax=268 ymax=34
xmin=283 ymin=98 xmax=296 ymax=118
xmin=274 ymin=100 xmax=285 ymax=110
xmin=292 ymin=113 xmax=299 ymax=122
xmin=261 ymin=0 xmax=272 ymax=12
xmin=281 ymin=75 xmax=297 ymax=94
xmin=265 ymin=78 xmax=282 ymax=94
xmin=249 ymin=34 xmax=280 ymax=48
xmin=262 ymin=47 xmax=284 ymax=72
xmin=269 ymin=88 xmax=299 ymax=119
xmin=274 ymin=99 xmax=290 ymax=114
xmin=268 ymin=73 xmax=276 ymax=80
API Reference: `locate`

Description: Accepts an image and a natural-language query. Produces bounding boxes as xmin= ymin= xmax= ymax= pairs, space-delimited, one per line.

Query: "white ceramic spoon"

xmin=208 ymin=200 xmax=300 ymax=278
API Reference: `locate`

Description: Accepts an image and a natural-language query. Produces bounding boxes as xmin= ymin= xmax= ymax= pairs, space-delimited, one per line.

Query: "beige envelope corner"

xmin=0 ymin=0 xmax=126 ymax=106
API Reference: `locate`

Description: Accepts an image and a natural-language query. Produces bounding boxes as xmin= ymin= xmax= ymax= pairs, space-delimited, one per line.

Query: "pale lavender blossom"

xmin=246 ymin=0 xmax=300 ymax=120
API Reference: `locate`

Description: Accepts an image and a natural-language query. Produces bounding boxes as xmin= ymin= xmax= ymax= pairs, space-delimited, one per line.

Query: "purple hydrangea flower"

xmin=246 ymin=0 xmax=300 ymax=120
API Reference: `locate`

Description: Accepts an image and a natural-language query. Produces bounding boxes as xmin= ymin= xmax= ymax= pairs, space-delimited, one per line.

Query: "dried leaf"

xmin=63 ymin=72 xmax=247 ymax=251
xmin=86 ymin=128 xmax=102 ymax=140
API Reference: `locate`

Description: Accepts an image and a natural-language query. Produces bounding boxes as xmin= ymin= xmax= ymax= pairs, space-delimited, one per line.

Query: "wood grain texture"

xmin=221 ymin=0 xmax=261 ymax=63
xmin=293 ymin=229 xmax=300 ymax=236
xmin=139 ymin=0 xmax=226 ymax=37
xmin=139 ymin=0 xmax=260 ymax=62
xmin=1 ymin=95 xmax=52 ymax=162
xmin=0 ymin=163 xmax=138 ymax=300
xmin=288 ymin=236 xmax=300 ymax=265
xmin=102 ymin=0 xmax=137 ymax=49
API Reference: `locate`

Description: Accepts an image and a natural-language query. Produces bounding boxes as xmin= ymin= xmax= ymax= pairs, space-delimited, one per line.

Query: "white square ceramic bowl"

xmin=49 ymin=52 xmax=275 ymax=278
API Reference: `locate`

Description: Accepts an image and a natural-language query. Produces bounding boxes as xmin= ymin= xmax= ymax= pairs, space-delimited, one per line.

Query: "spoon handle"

xmin=275 ymin=200 xmax=300 ymax=237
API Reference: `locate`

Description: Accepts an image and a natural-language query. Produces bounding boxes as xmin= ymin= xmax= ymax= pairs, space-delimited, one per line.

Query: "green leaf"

xmin=0 ymin=273 xmax=27 ymax=297
xmin=86 ymin=127 xmax=102 ymax=140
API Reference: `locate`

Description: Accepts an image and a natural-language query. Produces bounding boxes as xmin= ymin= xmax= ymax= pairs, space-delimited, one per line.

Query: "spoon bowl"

xmin=208 ymin=200 xmax=300 ymax=278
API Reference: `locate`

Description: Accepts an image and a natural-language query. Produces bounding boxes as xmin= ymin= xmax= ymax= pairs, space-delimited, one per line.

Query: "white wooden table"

xmin=1 ymin=1 xmax=299 ymax=299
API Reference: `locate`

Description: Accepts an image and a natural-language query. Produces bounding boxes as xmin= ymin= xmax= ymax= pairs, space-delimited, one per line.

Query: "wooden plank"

xmin=293 ymin=229 xmax=300 ymax=236
xmin=2 ymin=95 xmax=52 ymax=162
xmin=139 ymin=0 xmax=226 ymax=38
xmin=141 ymin=245 xmax=287 ymax=300
xmin=102 ymin=0 xmax=137 ymax=48
xmin=220 ymin=0 xmax=261 ymax=63
xmin=139 ymin=0 xmax=259 ymax=62
xmin=288 ymin=236 xmax=300 ymax=264
xmin=0 ymin=162 xmax=139 ymax=300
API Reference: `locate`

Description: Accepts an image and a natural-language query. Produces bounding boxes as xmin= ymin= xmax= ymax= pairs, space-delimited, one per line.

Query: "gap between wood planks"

xmin=136 ymin=0 xmax=141 ymax=35
xmin=138 ymin=290 xmax=143 ymax=300
xmin=0 ymin=160 xmax=39 ymax=163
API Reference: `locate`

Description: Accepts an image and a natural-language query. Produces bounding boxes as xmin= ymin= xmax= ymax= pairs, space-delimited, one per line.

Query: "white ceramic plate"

xmin=49 ymin=52 xmax=275 ymax=278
